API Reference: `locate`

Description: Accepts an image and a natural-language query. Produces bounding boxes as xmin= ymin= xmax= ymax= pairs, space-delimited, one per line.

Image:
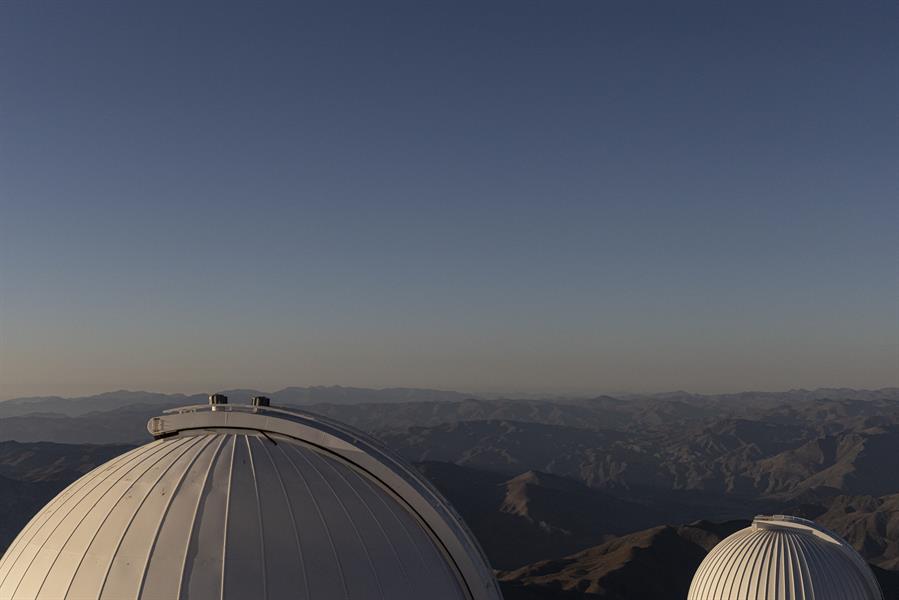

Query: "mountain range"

xmin=1 ymin=387 xmax=897 ymax=599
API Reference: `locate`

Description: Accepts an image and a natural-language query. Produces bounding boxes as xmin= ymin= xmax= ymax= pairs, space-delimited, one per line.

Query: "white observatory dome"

xmin=688 ymin=515 xmax=883 ymax=600
xmin=0 ymin=396 xmax=501 ymax=600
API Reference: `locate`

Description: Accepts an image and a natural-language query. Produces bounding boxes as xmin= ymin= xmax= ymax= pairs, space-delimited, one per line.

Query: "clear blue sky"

xmin=1 ymin=1 xmax=896 ymax=399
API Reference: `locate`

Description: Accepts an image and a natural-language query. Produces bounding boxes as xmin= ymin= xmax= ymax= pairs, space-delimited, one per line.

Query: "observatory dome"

xmin=0 ymin=397 xmax=501 ymax=600
xmin=688 ymin=515 xmax=883 ymax=600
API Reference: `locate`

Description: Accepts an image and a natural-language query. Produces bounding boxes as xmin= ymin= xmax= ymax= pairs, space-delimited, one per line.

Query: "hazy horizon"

xmin=2 ymin=382 xmax=897 ymax=403
xmin=2 ymin=1 xmax=896 ymax=399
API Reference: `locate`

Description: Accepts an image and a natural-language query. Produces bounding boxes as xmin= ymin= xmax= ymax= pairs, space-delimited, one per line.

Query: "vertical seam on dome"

xmin=796 ymin=534 xmax=814 ymax=600
xmin=732 ymin=530 xmax=765 ymax=599
xmin=821 ymin=534 xmax=847 ymax=596
xmin=766 ymin=530 xmax=781 ymax=600
xmin=303 ymin=455 xmax=389 ymax=598
xmin=713 ymin=530 xmax=753 ymax=598
xmin=278 ymin=444 xmax=350 ymax=600
xmin=0 ymin=447 xmax=128 ymax=575
xmin=245 ymin=435 xmax=267 ymax=600
xmin=9 ymin=440 xmax=179 ymax=599
xmin=93 ymin=436 xmax=199 ymax=600
xmin=134 ymin=434 xmax=215 ymax=600
xmin=768 ymin=531 xmax=778 ymax=600
xmin=815 ymin=533 xmax=845 ymax=597
xmin=798 ymin=535 xmax=821 ymax=600
xmin=301 ymin=453 xmax=384 ymax=599
xmin=54 ymin=437 xmax=205 ymax=600
xmin=842 ymin=545 xmax=869 ymax=599
xmin=784 ymin=533 xmax=800 ymax=600
xmin=755 ymin=529 xmax=774 ymax=600
xmin=175 ymin=434 xmax=228 ymax=600
xmin=769 ymin=530 xmax=784 ymax=600
xmin=0 ymin=448 xmax=138 ymax=588
xmin=219 ymin=435 xmax=237 ymax=600
xmin=355 ymin=473 xmax=434 ymax=582
xmin=729 ymin=529 xmax=761 ymax=597
xmin=783 ymin=535 xmax=802 ymax=600
xmin=714 ymin=536 xmax=747 ymax=597
xmin=254 ymin=436 xmax=310 ymax=600
xmin=302 ymin=450 xmax=386 ymax=600
xmin=698 ymin=532 xmax=735 ymax=598
xmin=0 ymin=444 xmax=148 ymax=590
xmin=776 ymin=531 xmax=786 ymax=600
xmin=699 ymin=530 xmax=745 ymax=599
xmin=802 ymin=535 xmax=829 ymax=600
xmin=333 ymin=463 xmax=415 ymax=595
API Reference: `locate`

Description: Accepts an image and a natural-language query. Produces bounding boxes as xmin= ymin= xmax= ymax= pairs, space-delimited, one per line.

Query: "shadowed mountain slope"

xmin=0 ymin=475 xmax=61 ymax=551
xmin=388 ymin=420 xmax=899 ymax=498
xmin=0 ymin=440 xmax=135 ymax=481
xmin=498 ymin=520 xmax=748 ymax=600
xmin=417 ymin=462 xmax=664 ymax=568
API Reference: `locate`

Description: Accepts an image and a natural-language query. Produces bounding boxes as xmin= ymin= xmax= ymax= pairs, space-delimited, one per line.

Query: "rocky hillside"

xmin=498 ymin=519 xmax=899 ymax=600
xmin=499 ymin=520 xmax=747 ymax=599
xmin=1 ymin=388 xmax=897 ymax=599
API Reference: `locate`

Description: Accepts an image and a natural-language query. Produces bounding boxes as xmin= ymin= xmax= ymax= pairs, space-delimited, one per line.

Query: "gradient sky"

xmin=1 ymin=1 xmax=896 ymax=399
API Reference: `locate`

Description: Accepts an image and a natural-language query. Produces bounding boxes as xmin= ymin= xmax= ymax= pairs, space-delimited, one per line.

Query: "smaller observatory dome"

xmin=0 ymin=397 xmax=501 ymax=600
xmin=688 ymin=515 xmax=883 ymax=600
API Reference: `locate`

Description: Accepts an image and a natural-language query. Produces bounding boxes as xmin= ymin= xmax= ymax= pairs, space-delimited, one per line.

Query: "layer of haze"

xmin=1 ymin=1 xmax=896 ymax=399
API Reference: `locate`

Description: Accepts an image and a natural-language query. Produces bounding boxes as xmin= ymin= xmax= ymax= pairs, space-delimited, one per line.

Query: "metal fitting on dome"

xmin=251 ymin=396 xmax=270 ymax=407
xmin=208 ymin=393 xmax=228 ymax=405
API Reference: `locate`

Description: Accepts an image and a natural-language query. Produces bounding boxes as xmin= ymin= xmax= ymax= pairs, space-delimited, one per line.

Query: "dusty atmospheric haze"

xmin=0 ymin=1 xmax=897 ymax=600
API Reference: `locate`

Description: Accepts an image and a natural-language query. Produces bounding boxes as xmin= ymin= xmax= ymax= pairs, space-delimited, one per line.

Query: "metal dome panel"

xmin=688 ymin=515 xmax=883 ymax=600
xmin=0 ymin=403 xmax=501 ymax=600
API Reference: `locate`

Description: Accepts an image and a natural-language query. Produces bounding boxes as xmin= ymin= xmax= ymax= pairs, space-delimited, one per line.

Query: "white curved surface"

xmin=688 ymin=515 xmax=883 ymax=600
xmin=0 ymin=405 xmax=499 ymax=600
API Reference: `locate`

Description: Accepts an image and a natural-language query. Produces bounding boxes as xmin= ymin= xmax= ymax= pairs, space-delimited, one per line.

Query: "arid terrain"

xmin=1 ymin=387 xmax=897 ymax=599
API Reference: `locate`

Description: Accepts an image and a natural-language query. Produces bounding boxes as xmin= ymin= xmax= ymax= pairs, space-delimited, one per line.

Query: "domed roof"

xmin=0 ymin=399 xmax=501 ymax=600
xmin=688 ymin=515 xmax=883 ymax=600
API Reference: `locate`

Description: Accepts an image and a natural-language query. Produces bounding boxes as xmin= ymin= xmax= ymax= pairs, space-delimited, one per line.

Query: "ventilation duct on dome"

xmin=208 ymin=393 xmax=228 ymax=405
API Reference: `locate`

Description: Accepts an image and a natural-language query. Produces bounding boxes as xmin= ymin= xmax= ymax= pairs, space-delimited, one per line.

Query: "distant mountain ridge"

xmin=1 ymin=390 xmax=898 ymax=497
xmin=0 ymin=386 xmax=477 ymax=418
xmin=3 ymin=387 xmax=895 ymax=418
